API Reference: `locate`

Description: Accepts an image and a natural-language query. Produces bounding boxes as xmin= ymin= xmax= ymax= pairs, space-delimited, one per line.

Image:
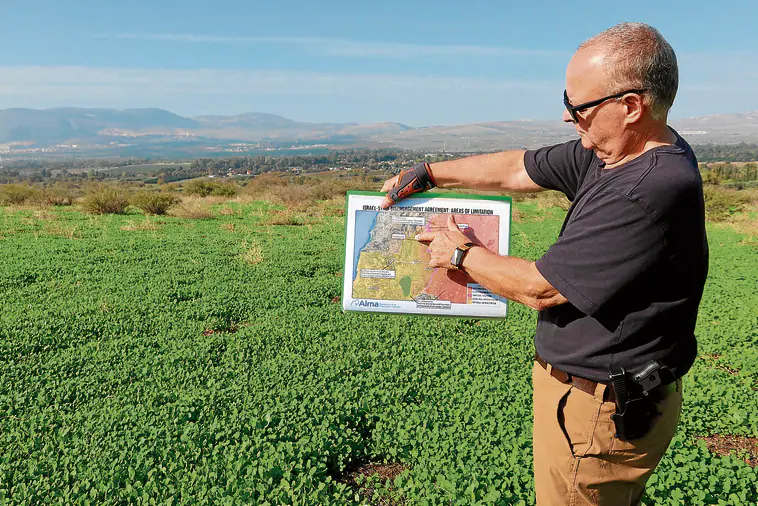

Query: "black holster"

xmin=609 ymin=361 xmax=675 ymax=441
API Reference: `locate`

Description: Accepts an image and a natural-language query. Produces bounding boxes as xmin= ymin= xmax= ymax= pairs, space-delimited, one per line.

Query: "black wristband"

xmin=412 ymin=161 xmax=436 ymax=190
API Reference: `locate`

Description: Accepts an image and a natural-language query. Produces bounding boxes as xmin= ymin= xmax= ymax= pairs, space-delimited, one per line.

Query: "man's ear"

xmin=622 ymin=93 xmax=645 ymax=124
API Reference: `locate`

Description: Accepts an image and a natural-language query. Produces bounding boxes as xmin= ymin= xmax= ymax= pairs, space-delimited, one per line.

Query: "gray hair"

xmin=579 ymin=22 xmax=678 ymax=121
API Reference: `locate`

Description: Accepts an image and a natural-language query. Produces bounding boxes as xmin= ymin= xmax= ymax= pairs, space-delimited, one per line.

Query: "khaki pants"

xmin=532 ymin=361 xmax=682 ymax=505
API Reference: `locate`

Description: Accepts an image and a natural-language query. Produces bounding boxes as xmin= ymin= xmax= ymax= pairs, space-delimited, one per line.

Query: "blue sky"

xmin=1 ymin=0 xmax=756 ymax=126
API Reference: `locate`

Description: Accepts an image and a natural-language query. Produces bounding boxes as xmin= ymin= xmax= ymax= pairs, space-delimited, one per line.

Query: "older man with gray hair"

xmin=381 ymin=22 xmax=708 ymax=505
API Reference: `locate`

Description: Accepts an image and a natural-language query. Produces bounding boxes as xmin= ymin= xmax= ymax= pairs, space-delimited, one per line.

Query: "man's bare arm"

xmin=462 ymin=246 xmax=567 ymax=311
xmin=429 ymin=150 xmax=544 ymax=193
xmin=416 ymin=216 xmax=568 ymax=311
xmin=380 ymin=150 xmax=546 ymax=208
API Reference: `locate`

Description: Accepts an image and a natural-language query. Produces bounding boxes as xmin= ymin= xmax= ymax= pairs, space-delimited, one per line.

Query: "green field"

xmin=0 ymin=198 xmax=756 ymax=504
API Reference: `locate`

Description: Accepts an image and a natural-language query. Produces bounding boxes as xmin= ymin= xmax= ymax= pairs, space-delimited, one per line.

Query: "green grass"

xmin=0 ymin=200 xmax=756 ymax=505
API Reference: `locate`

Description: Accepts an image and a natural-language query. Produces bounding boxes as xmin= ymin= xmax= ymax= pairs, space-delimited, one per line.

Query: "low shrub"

xmin=168 ymin=198 xmax=214 ymax=219
xmin=243 ymin=174 xmax=289 ymax=195
xmin=0 ymin=184 xmax=39 ymax=205
xmin=703 ymin=186 xmax=750 ymax=221
xmin=40 ymin=184 xmax=78 ymax=206
xmin=266 ymin=184 xmax=316 ymax=209
xmin=247 ymin=175 xmax=380 ymax=211
xmin=80 ymin=186 xmax=130 ymax=215
xmin=701 ymin=170 xmax=722 ymax=186
xmin=310 ymin=179 xmax=356 ymax=200
xmin=184 ymin=179 xmax=237 ymax=197
xmin=721 ymin=181 xmax=758 ymax=190
xmin=131 ymin=191 xmax=180 ymax=215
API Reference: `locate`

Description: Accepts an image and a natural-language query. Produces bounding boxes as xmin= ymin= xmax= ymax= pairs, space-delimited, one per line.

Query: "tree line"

xmin=1 ymin=144 xmax=756 ymax=186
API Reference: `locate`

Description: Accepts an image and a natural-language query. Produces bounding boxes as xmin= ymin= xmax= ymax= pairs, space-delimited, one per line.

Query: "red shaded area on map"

xmin=419 ymin=214 xmax=500 ymax=304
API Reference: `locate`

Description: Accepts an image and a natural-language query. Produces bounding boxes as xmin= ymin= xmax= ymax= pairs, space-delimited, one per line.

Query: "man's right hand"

xmin=380 ymin=161 xmax=437 ymax=208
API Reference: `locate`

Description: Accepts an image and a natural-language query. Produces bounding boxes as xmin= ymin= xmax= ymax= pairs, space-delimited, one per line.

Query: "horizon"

xmin=1 ymin=1 xmax=757 ymax=125
xmin=2 ymin=106 xmax=757 ymax=130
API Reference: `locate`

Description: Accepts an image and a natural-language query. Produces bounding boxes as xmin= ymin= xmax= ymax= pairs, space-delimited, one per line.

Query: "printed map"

xmin=351 ymin=210 xmax=500 ymax=304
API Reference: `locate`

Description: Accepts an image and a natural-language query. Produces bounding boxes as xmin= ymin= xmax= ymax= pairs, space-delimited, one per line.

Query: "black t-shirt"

xmin=524 ymin=130 xmax=709 ymax=382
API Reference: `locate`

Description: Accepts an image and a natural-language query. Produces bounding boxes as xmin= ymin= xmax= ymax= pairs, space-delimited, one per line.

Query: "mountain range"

xmin=1 ymin=107 xmax=757 ymax=157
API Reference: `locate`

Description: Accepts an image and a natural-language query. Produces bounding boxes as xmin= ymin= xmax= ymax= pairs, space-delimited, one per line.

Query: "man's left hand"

xmin=415 ymin=215 xmax=471 ymax=270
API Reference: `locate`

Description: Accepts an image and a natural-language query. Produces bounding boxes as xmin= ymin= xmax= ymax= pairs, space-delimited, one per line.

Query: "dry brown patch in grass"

xmin=238 ymin=241 xmax=264 ymax=265
xmin=230 ymin=194 xmax=257 ymax=204
xmin=121 ymin=218 xmax=160 ymax=232
xmin=517 ymin=230 xmax=533 ymax=248
xmin=337 ymin=461 xmax=408 ymax=505
xmin=722 ymin=197 xmax=758 ymax=243
xmin=33 ymin=209 xmax=59 ymax=221
xmin=511 ymin=206 xmax=523 ymax=223
xmin=696 ymin=434 xmax=758 ymax=467
xmin=313 ymin=196 xmax=346 ymax=217
xmin=261 ymin=209 xmax=307 ymax=226
xmin=699 ymin=353 xmax=740 ymax=375
xmin=202 ymin=325 xmax=240 ymax=336
xmin=536 ymin=191 xmax=571 ymax=211
xmin=4 ymin=203 xmax=50 ymax=214
xmin=501 ymin=191 xmax=538 ymax=203
xmin=218 ymin=205 xmax=240 ymax=216
xmin=169 ymin=198 xmax=214 ymax=219
xmin=203 ymin=196 xmax=230 ymax=206
xmin=220 ymin=223 xmax=236 ymax=232
xmin=43 ymin=222 xmax=80 ymax=239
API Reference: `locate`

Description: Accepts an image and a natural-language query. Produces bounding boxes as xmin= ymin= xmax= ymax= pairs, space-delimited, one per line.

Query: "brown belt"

xmin=535 ymin=352 xmax=616 ymax=404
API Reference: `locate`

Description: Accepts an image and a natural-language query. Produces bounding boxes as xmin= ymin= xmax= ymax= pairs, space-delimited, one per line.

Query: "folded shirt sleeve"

xmin=535 ymin=190 xmax=667 ymax=317
xmin=524 ymin=139 xmax=591 ymax=200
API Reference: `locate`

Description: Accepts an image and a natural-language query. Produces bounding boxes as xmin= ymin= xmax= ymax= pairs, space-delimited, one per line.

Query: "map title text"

xmin=362 ymin=205 xmax=494 ymax=215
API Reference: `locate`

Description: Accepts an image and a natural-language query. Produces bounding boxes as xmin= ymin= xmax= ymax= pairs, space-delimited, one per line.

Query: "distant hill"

xmin=0 ymin=108 xmax=409 ymax=148
xmin=0 ymin=107 xmax=755 ymax=157
xmin=0 ymin=108 xmax=199 ymax=144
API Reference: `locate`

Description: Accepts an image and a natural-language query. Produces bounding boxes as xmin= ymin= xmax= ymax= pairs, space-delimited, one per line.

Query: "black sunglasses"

xmin=563 ymin=89 xmax=646 ymax=123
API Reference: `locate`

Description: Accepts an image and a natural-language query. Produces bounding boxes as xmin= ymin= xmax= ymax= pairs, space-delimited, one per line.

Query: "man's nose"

xmin=562 ymin=109 xmax=574 ymax=124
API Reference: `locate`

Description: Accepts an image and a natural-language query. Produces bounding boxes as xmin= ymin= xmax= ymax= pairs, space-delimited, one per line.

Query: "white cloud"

xmin=0 ymin=66 xmax=559 ymax=97
xmin=93 ymin=33 xmax=568 ymax=58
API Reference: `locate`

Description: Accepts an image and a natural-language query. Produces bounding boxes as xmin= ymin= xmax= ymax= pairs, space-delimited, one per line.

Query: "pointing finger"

xmin=447 ymin=214 xmax=458 ymax=232
xmin=414 ymin=232 xmax=435 ymax=243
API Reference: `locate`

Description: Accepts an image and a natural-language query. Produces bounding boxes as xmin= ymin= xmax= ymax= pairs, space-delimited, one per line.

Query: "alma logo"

xmin=357 ymin=300 xmax=379 ymax=308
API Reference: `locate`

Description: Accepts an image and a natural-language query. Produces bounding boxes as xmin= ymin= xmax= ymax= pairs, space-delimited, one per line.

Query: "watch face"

xmin=451 ymin=248 xmax=463 ymax=269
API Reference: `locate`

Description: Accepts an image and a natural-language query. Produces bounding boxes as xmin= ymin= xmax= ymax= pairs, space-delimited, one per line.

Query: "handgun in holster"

xmin=609 ymin=360 xmax=675 ymax=442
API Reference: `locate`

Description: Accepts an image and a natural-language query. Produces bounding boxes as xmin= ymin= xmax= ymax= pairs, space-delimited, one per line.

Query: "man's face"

xmin=563 ymin=47 xmax=627 ymax=163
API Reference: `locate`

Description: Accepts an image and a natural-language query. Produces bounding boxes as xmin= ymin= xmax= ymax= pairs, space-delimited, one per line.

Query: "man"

xmin=380 ymin=23 xmax=708 ymax=505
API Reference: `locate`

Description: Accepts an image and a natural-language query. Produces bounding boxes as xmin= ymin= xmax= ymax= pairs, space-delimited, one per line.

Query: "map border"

xmin=342 ymin=191 xmax=512 ymax=318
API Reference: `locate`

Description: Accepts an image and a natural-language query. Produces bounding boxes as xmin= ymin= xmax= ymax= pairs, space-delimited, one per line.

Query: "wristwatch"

xmin=450 ymin=242 xmax=477 ymax=271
